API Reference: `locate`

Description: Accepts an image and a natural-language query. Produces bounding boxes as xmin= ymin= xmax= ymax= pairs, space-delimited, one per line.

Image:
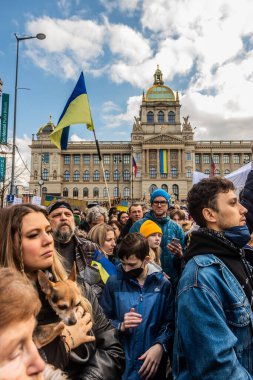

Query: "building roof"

xmin=37 ymin=115 xmax=55 ymax=135
xmin=145 ymin=65 xmax=175 ymax=102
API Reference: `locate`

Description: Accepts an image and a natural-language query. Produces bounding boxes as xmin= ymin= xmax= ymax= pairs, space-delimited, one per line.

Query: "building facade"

xmin=29 ymin=67 xmax=252 ymax=203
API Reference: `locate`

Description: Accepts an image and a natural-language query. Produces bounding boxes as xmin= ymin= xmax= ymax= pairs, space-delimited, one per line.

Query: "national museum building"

xmin=29 ymin=67 xmax=252 ymax=203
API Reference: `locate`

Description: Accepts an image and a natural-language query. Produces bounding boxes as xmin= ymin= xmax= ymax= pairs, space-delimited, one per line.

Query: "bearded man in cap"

xmin=130 ymin=189 xmax=184 ymax=288
xmin=47 ymin=201 xmax=103 ymax=296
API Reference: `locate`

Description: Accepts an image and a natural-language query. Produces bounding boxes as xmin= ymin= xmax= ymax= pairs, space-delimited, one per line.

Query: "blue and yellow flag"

xmin=50 ymin=72 xmax=94 ymax=150
xmin=159 ymin=149 xmax=168 ymax=174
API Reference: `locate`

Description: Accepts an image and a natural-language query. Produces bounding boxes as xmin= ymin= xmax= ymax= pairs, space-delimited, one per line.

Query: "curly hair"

xmin=86 ymin=206 xmax=108 ymax=224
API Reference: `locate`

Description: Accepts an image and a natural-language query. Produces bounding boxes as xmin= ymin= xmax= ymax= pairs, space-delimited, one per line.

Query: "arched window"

xmin=123 ymin=170 xmax=130 ymax=181
xmin=158 ymin=111 xmax=164 ymax=123
xmin=215 ymin=169 xmax=221 ymax=176
xmin=34 ymin=170 xmax=38 ymax=180
xmin=83 ymin=187 xmax=89 ymax=197
xmin=42 ymin=168 xmax=49 ymax=181
xmin=42 ymin=187 xmax=47 ymax=194
xmin=171 ymin=167 xmax=178 ymax=177
xmin=204 ymin=169 xmax=210 ymax=175
xmin=73 ymin=170 xmax=80 ymax=181
xmin=63 ymin=187 xmax=68 ymax=197
xmin=224 ymin=169 xmax=230 ymax=175
xmin=123 ymin=187 xmax=130 ymax=197
xmin=93 ymin=170 xmax=100 ymax=181
xmin=147 ymin=111 xmax=154 ymax=123
xmin=149 ymin=184 xmax=157 ymax=194
xmin=93 ymin=187 xmax=99 ymax=197
xmin=113 ymin=170 xmax=120 ymax=181
xmin=53 ymin=170 xmax=57 ymax=180
xmin=172 ymin=184 xmax=179 ymax=199
xmin=64 ymin=170 xmax=70 ymax=181
xmin=150 ymin=167 xmax=157 ymax=178
xmin=168 ymin=111 xmax=175 ymax=124
xmin=113 ymin=187 xmax=119 ymax=197
xmin=103 ymin=187 xmax=109 ymax=198
xmin=73 ymin=187 xmax=78 ymax=197
xmin=105 ymin=170 xmax=110 ymax=181
xmin=161 ymin=184 xmax=168 ymax=192
xmin=83 ymin=170 xmax=90 ymax=181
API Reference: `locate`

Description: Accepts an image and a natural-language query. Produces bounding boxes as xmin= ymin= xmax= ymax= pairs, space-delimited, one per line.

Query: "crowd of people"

xmin=0 ymin=159 xmax=253 ymax=379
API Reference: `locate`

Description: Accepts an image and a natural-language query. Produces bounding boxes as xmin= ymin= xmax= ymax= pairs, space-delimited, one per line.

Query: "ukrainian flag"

xmin=159 ymin=149 xmax=168 ymax=174
xmin=50 ymin=72 xmax=94 ymax=150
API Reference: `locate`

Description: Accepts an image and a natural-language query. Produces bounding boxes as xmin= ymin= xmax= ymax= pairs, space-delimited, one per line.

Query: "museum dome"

xmin=146 ymin=66 xmax=175 ymax=102
xmin=37 ymin=115 xmax=55 ymax=135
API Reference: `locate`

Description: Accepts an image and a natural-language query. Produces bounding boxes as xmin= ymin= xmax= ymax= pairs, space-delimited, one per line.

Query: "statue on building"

xmin=133 ymin=116 xmax=143 ymax=132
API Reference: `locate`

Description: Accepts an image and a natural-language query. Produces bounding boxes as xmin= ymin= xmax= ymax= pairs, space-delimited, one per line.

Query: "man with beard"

xmin=173 ymin=177 xmax=253 ymax=379
xmin=48 ymin=201 xmax=103 ymax=297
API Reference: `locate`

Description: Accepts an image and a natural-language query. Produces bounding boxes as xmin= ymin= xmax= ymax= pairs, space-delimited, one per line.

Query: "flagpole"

xmin=131 ymin=149 xmax=134 ymax=202
xmin=92 ymin=128 xmax=111 ymax=209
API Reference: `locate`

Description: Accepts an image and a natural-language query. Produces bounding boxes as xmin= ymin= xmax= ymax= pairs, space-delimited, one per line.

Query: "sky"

xmin=1 ymin=0 xmax=253 ymax=183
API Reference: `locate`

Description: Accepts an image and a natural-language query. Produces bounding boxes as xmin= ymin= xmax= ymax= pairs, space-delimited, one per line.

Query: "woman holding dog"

xmin=0 ymin=204 xmax=125 ymax=380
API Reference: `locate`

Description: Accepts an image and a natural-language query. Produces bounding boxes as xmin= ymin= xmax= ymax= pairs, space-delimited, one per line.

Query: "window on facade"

xmin=114 ymin=170 xmax=120 ymax=181
xmin=203 ymin=154 xmax=210 ymax=164
xmin=94 ymin=155 xmax=99 ymax=165
xmin=103 ymin=187 xmax=109 ymax=198
xmin=213 ymin=154 xmax=220 ymax=164
xmin=195 ymin=154 xmax=200 ymax=164
xmin=168 ymin=111 xmax=175 ymax=124
xmin=64 ymin=170 xmax=70 ymax=181
xmin=42 ymin=153 xmax=49 ymax=164
xmin=150 ymin=167 xmax=157 ymax=178
xmin=105 ymin=170 xmax=110 ymax=181
xmin=42 ymin=187 xmax=47 ymax=194
xmin=73 ymin=170 xmax=80 ymax=181
xmin=73 ymin=187 xmax=78 ymax=197
xmin=64 ymin=155 xmax=70 ymax=165
xmin=74 ymin=155 xmax=80 ymax=165
xmin=83 ymin=170 xmax=90 ymax=181
xmin=215 ymin=169 xmax=221 ymax=176
xmin=113 ymin=187 xmax=119 ymax=197
xmin=93 ymin=170 xmax=100 ymax=181
xmin=103 ymin=155 xmax=110 ymax=165
xmin=158 ymin=111 xmax=164 ymax=123
xmin=123 ymin=154 xmax=130 ymax=164
xmin=204 ymin=169 xmax=210 ymax=175
xmin=161 ymin=173 xmax=168 ymax=178
xmin=34 ymin=170 xmax=38 ymax=180
xmin=223 ymin=154 xmax=230 ymax=164
xmin=53 ymin=170 xmax=57 ymax=180
xmin=233 ymin=154 xmax=240 ymax=164
xmin=172 ymin=184 xmax=179 ymax=199
xmin=42 ymin=169 xmax=49 ymax=181
xmin=63 ymin=187 xmax=68 ymax=197
xmin=83 ymin=155 xmax=90 ymax=165
xmin=123 ymin=170 xmax=130 ymax=181
xmin=162 ymin=184 xmax=168 ymax=192
xmin=113 ymin=154 xmax=121 ymax=165
xmin=186 ymin=168 xmax=192 ymax=178
xmin=186 ymin=152 xmax=191 ymax=161
xmin=149 ymin=184 xmax=157 ymax=194
xmin=93 ymin=187 xmax=99 ymax=197
xmin=244 ymin=154 xmax=250 ymax=163
xmin=147 ymin=111 xmax=154 ymax=123
xmin=83 ymin=187 xmax=89 ymax=197
xmin=224 ymin=169 xmax=230 ymax=175
xmin=171 ymin=167 xmax=178 ymax=177
xmin=136 ymin=153 xmax=141 ymax=161
xmin=123 ymin=187 xmax=130 ymax=197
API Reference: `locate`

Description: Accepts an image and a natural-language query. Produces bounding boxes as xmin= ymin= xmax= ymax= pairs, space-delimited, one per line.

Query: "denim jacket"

xmin=173 ymin=254 xmax=253 ymax=379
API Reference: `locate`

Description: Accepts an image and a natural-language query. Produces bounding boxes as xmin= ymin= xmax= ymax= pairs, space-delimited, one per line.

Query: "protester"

xmin=0 ymin=204 xmax=125 ymax=379
xmin=47 ymin=201 xmax=103 ymax=296
xmin=173 ymin=177 xmax=253 ymax=379
xmin=100 ymin=233 xmax=174 ymax=380
xmin=240 ymin=143 xmax=253 ymax=233
xmin=117 ymin=211 xmax=129 ymax=226
xmin=79 ymin=205 xmax=108 ymax=235
xmin=0 ymin=267 xmax=45 ymax=380
xmin=119 ymin=204 xmax=143 ymax=240
xmin=140 ymin=220 xmax=162 ymax=265
xmin=108 ymin=220 xmax=122 ymax=241
xmin=170 ymin=209 xmax=186 ymax=227
xmin=130 ymin=189 xmax=184 ymax=288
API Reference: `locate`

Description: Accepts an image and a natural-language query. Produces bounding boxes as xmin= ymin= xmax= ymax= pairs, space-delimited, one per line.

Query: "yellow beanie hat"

xmin=140 ymin=220 xmax=162 ymax=238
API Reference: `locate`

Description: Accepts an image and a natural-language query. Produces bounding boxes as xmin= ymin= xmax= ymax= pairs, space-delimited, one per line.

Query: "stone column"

xmin=147 ymin=149 xmax=150 ymax=177
xmin=157 ymin=149 xmax=160 ymax=178
xmin=178 ymin=149 xmax=182 ymax=176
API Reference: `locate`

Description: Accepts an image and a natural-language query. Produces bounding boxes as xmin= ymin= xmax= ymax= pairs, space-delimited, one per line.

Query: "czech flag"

xmin=211 ymin=156 xmax=216 ymax=176
xmin=132 ymin=156 xmax=138 ymax=177
xmin=50 ymin=72 xmax=94 ymax=150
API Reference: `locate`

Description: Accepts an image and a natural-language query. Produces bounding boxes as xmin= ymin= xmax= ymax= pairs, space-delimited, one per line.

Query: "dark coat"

xmin=241 ymin=169 xmax=253 ymax=233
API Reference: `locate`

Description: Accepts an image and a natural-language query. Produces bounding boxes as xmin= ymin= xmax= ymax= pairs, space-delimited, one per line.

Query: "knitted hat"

xmin=150 ymin=189 xmax=171 ymax=205
xmin=140 ymin=220 xmax=162 ymax=238
xmin=47 ymin=201 xmax=73 ymax=214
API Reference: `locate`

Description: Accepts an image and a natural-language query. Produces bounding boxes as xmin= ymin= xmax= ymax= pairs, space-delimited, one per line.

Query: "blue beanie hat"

xmin=150 ymin=189 xmax=171 ymax=205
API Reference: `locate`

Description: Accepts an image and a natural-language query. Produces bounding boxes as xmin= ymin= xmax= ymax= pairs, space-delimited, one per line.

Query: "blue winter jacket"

xmin=130 ymin=211 xmax=185 ymax=287
xmin=99 ymin=263 xmax=174 ymax=380
xmin=173 ymin=254 xmax=253 ymax=379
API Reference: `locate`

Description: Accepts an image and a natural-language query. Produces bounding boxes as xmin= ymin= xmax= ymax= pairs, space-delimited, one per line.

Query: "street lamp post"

xmin=114 ymin=156 xmax=122 ymax=199
xmin=10 ymin=33 xmax=46 ymax=195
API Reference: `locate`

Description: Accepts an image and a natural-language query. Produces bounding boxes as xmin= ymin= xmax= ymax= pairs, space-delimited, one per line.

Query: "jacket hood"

xmin=186 ymin=228 xmax=241 ymax=263
xmin=144 ymin=211 xmax=170 ymax=225
xmin=117 ymin=261 xmax=163 ymax=281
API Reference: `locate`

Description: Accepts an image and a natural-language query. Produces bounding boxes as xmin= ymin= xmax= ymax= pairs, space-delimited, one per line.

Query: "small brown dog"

xmin=34 ymin=263 xmax=92 ymax=348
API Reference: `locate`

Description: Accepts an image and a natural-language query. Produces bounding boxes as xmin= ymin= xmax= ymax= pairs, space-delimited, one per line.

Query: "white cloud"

xmin=100 ymin=0 xmax=140 ymax=14
xmin=69 ymin=133 xmax=84 ymax=141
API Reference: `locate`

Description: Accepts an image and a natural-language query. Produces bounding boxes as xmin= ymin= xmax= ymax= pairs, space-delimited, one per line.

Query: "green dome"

xmin=146 ymin=85 xmax=175 ymax=102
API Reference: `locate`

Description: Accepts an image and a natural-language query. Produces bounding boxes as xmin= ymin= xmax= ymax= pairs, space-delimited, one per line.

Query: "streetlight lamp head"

xmin=36 ymin=33 xmax=46 ymax=40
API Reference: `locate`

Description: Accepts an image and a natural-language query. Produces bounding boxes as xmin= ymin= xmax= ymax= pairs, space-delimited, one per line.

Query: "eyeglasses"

xmin=153 ymin=200 xmax=168 ymax=205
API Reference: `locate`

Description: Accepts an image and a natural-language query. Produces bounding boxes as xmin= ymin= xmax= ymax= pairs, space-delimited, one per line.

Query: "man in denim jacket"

xmin=173 ymin=177 xmax=253 ymax=379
